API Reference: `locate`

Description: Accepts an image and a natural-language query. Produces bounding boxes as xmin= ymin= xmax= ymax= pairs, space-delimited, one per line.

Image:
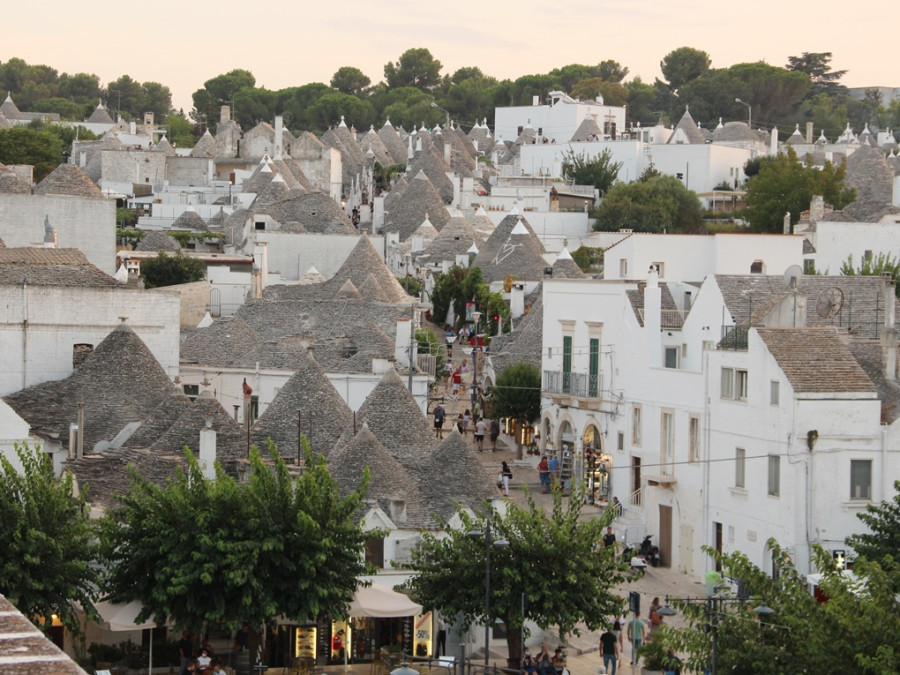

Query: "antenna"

xmin=816 ymin=286 xmax=844 ymax=319
xmin=783 ymin=264 xmax=803 ymax=290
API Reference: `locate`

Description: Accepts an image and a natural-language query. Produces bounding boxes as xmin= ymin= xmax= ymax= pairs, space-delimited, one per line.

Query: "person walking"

xmin=599 ymin=625 xmax=620 ymax=675
xmin=500 ymin=461 xmax=513 ymax=496
xmin=434 ymin=404 xmax=446 ymax=439
xmin=537 ymin=456 xmax=551 ymax=493
xmin=627 ymin=612 xmax=646 ymax=665
xmin=474 ymin=417 xmax=487 ymax=451
xmin=490 ymin=418 xmax=501 ymax=451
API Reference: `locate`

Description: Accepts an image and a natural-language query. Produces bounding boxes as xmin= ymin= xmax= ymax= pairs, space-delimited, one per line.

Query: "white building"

xmin=494 ymin=91 xmax=627 ymax=144
xmin=539 ymin=267 xmax=900 ymax=577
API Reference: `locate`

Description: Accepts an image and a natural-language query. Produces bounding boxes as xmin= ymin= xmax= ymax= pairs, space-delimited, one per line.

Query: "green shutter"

xmin=589 ymin=338 xmax=599 ymax=397
xmin=563 ymin=335 xmax=572 ymax=393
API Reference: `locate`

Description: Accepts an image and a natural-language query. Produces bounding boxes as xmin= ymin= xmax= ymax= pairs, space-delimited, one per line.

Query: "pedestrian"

xmin=456 ymin=413 xmax=464 ymax=433
xmin=443 ymin=360 xmax=452 ymax=385
xmin=434 ymin=403 xmax=446 ymax=439
xmin=475 ymin=417 xmax=487 ymax=451
xmin=536 ymin=646 xmax=554 ymax=675
xmin=538 ymin=456 xmax=551 ymax=493
xmin=178 ymin=630 xmax=194 ymax=675
xmin=463 ymin=409 xmax=471 ymax=434
xmin=603 ymin=527 xmax=617 ymax=549
xmin=500 ymin=461 xmax=513 ymax=496
xmin=627 ymin=612 xmax=646 ymax=664
xmin=490 ymin=418 xmax=501 ymax=451
xmin=612 ymin=613 xmax=626 ymax=651
xmin=599 ymin=625 xmax=619 ymax=675
xmin=460 ymin=358 xmax=470 ymax=393
xmin=548 ymin=454 xmax=559 ymax=485
xmin=611 ymin=496 xmax=624 ymax=517
xmin=521 ymin=648 xmax=536 ymax=675
xmin=649 ymin=597 xmax=663 ymax=633
xmin=451 ymin=368 xmax=462 ymax=400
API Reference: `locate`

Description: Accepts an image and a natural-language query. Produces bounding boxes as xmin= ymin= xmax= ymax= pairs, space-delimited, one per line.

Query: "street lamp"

xmin=430 ymin=101 xmax=450 ymax=128
xmin=471 ymin=311 xmax=482 ymax=409
xmin=468 ymin=516 xmax=508 ymax=666
xmin=734 ymin=97 xmax=752 ymax=131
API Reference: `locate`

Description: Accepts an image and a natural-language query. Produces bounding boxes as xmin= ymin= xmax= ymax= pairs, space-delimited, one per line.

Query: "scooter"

xmin=640 ymin=534 xmax=660 ymax=567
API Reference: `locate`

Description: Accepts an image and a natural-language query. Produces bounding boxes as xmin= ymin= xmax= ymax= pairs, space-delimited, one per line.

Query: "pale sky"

xmin=3 ymin=0 xmax=896 ymax=115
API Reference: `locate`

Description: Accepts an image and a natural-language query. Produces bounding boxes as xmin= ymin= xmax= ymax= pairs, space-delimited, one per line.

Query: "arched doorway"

xmin=557 ymin=420 xmax=575 ymax=488
xmin=583 ymin=424 xmax=611 ymax=506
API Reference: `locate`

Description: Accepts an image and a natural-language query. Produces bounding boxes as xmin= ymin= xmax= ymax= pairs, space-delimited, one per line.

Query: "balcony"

xmin=543 ymin=370 xmax=603 ymax=399
xmin=637 ymin=308 xmax=685 ymax=330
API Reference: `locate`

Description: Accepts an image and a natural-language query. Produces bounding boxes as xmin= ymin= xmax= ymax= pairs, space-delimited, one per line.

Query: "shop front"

xmin=583 ymin=424 xmax=611 ymax=506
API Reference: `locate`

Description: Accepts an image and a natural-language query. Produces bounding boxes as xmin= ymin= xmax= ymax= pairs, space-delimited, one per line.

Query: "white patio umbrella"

xmin=94 ymin=600 xmax=157 ymax=672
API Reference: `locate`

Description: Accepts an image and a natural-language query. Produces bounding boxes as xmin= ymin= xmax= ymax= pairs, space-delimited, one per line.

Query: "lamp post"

xmin=430 ymin=101 xmax=450 ymax=128
xmin=657 ymin=593 xmax=774 ymax=675
xmin=734 ymin=97 xmax=752 ymax=131
xmin=472 ymin=311 xmax=482 ymax=409
xmin=468 ymin=515 xmax=508 ymax=666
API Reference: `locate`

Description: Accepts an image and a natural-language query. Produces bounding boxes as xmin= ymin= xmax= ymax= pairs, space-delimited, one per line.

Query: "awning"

xmin=93 ymin=599 xmax=156 ymax=631
xmin=349 ymin=584 xmax=423 ymax=618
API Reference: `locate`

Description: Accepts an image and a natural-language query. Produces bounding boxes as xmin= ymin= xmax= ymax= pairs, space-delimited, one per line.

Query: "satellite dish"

xmin=783 ymin=265 xmax=803 ymax=289
xmin=816 ymin=286 xmax=844 ymax=318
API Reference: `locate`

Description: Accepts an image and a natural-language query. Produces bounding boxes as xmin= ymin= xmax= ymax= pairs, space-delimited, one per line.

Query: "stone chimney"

xmin=806 ymin=122 xmax=814 ymax=144
xmin=783 ymin=212 xmax=792 ymax=234
xmin=444 ymin=141 xmax=451 ymax=164
xmin=274 ymin=115 xmax=284 ymax=158
xmin=770 ymin=127 xmax=778 ymax=156
xmin=220 ymin=105 xmax=231 ymax=124
xmin=809 ymin=196 xmax=825 ymax=222
xmin=395 ymin=317 xmax=413 ymax=367
xmin=199 ymin=423 xmax=217 ymax=480
xmin=389 ymin=499 xmax=407 ymax=524
xmin=645 ymin=266 xmax=662 ymax=367
xmin=510 ymin=283 xmax=526 ymax=318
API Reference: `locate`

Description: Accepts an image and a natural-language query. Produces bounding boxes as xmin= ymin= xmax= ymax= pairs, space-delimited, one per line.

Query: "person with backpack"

xmin=434 ymin=404 xmax=446 ymax=439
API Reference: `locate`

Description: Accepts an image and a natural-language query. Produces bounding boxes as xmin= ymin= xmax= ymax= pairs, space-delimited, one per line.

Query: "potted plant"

xmin=637 ymin=638 xmax=673 ymax=675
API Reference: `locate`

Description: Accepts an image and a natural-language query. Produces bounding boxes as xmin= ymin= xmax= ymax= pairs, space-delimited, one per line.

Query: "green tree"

xmin=191 ymin=69 xmax=256 ymax=125
xmin=0 ymin=444 xmax=100 ymax=634
xmin=416 ymin=328 xmax=445 ymax=381
xmin=403 ymin=484 xmax=624 ymax=665
xmin=596 ymin=60 xmax=629 ymax=83
xmin=105 ymin=74 xmax=145 ymax=119
xmin=0 ymin=126 xmax=63 ymax=181
xmin=847 ymin=480 xmax=900 ymax=561
xmin=100 ymin=443 xmax=370 ymax=630
xmin=624 ymin=77 xmax=660 ymax=126
xmin=162 ymin=113 xmax=199 ymax=149
xmin=58 ymin=72 xmax=102 ymax=104
xmin=330 ymin=67 xmax=371 ymax=97
xmin=570 ymin=245 xmax=603 ymax=273
xmin=279 ymin=83 xmax=332 ymax=132
xmin=743 ymin=146 xmax=856 ymax=232
xmin=140 ymin=251 xmax=205 ymax=288
xmin=306 ymin=92 xmax=376 ymax=131
xmin=29 ymin=97 xmax=86 ymax=120
xmin=786 ymin=52 xmax=847 ymax=95
xmin=231 ymin=86 xmax=277 ymax=130
xmin=561 ymin=148 xmax=622 ymax=195
xmin=430 ymin=266 xmax=509 ymax=336
xmin=593 ymin=175 xmax=704 ymax=233
xmin=141 ymin=81 xmax=173 ymax=120
xmin=374 ymin=86 xmax=441 ymax=130
xmin=490 ymin=362 xmax=541 ymax=428
xmin=660 ymin=47 xmax=711 ymax=91
xmin=569 ymin=78 xmax=626 ymax=106
xmin=384 ymin=48 xmax=443 ymax=92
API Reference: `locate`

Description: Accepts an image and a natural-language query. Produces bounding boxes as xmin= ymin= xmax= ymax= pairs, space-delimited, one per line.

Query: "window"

xmin=183 ymin=384 xmax=199 ymax=401
xmin=562 ymin=335 xmax=573 ymax=394
xmin=768 ymin=455 xmax=780 ymax=496
xmin=254 ymin=221 xmax=266 ymax=231
xmin=619 ymin=258 xmax=628 ymax=277
xmin=617 ymin=431 xmax=625 ymax=452
xmin=850 ymin=460 xmax=872 ymax=500
xmin=735 ymin=448 xmax=746 ymax=488
xmin=770 ymin=380 xmax=780 ymax=406
xmin=750 ymin=260 xmax=764 ymax=274
xmin=864 ymin=250 xmax=873 ymax=262
xmin=660 ymin=412 xmax=674 ymax=475
xmin=689 ymin=416 xmax=700 ymax=462
xmin=721 ymin=368 xmax=734 ymax=399
xmin=803 ymin=259 xmax=816 ymax=274
xmin=664 ymin=346 xmax=679 ymax=369
xmin=632 ymin=405 xmax=642 ymax=447
xmin=589 ymin=338 xmax=600 ymax=397
xmin=721 ymin=367 xmax=748 ymax=400
xmin=652 ymin=262 xmax=665 ymax=278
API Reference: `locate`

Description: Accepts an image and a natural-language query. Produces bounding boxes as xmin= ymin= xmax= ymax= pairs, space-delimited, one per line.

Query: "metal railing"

xmin=543 ymin=370 xmax=603 ymax=398
xmin=629 ymin=486 xmax=643 ymax=508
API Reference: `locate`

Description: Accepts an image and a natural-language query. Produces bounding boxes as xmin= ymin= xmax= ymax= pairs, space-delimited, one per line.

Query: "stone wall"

xmin=0 ymin=193 xmax=116 ymax=274
xmin=166 ymin=157 xmax=214 ymax=186
xmin=100 ymin=149 xmax=168 ymax=187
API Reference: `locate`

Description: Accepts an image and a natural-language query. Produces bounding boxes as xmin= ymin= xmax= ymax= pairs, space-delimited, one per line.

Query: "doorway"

xmin=658 ymin=505 xmax=672 ymax=567
xmin=713 ymin=522 xmax=723 ymax=572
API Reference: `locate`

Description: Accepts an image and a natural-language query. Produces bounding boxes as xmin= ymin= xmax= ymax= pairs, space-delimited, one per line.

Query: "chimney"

xmin=395 ymin=317 xmax=413 ymax=367
xmin=68 ymin=423 xmax=78 ymax=460
xmin=199 ymin=423 xmax=217 ymax=480
xmin=645 ymin=266 xmax=662 ymax=367
xmin=274 ymin=115 xmax=284 ymax=158
xmin=220 ymin=105 xmax=231 ymax=124
xmin=810 ymin=195 xmax=825 ymax=222
xmin=770 ymin=127 xmax=778 ymax=156
xmin=389 ymin=499 xmax=407 ymax=524
xmin=510 ymin=283 xmax=526 ymax=318
xmin=806 ymin=122 xmax=814 ymax=144
xmin=129 ymin=120 xmax=136 ymax=135
xmin=444 ymin=141 xmax=451 ymax=164
xmin=879 ymin=277 xmax=899 ymax=380
xmin=783 ymin=212 xmax=792 ymax=234
xmin=76 ymin=401 xmax=85 ymax=459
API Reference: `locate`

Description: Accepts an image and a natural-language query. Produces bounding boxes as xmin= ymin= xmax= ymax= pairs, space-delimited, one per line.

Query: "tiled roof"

xmin=427 ymin=428 xmax=497 ymax=520
xmin=3 ymin=323 xmax=192 ymax=452
xmin=378 ymin=120 xmax=409 ymax=165
xmin=668 ymin=107 xmax=705 ymax=144
xmin=0 ymin=248 xmax=120 ymax=286
xmin=34 ymin=164 xmax=105 ymax=199
xmin=260 ymin=191 xmax=357 ymax=234
xmin=847 ymin=341 xmax=900 ymax=423
xmin=385 ymin=170 xmax=450 ymax=240
xmin=418 ymin=216 xmax=483 ymax=265
xmin=171 ymin=206 xmax=208 ymax=231
xmin=0 ymin=594 xmax=87 ymax=673
xmin=0 ymin=170 xmax=32 ymax=193
xmin=756 ymin=327 xmax=876 ymax=394
xmin=408 ymin=144 xmax=455 ymax=202
xmin=251 ymin=350 xmax=354 ymax=459
xmin=570 ymin=115 xmax=603 ymax=142
xmin=190 ymin=130 xmax=217 ymax=158
xmin=329 ymin=423 xmax=430 ymax=528
xmin=551 ymin=248 xmax=585 ymax=278
xmin=471 ymin=214 xmax=548 ymax=283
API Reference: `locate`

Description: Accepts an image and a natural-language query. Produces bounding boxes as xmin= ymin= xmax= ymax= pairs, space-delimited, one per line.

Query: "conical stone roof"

xmin=34 ymin=164 xmax=105 ymax=199
xmin=180 ymin=316 xmax=263 ymax=367
xmin=0 ymin=170 xmax=32 ymax=194
xmin=329 ymin=423 xmax=429 ymax=527
xmin=551 ymin=247 xmax=585 ymax=278
xmin=190 ymin=130 xmax=217 ymax=158
xmin=427 ymin=430 xmax=497 ymax=519
xmin=241 ymin=161 xmax=275 ymax=194
xmin=360 ymin=126 xmax=394 ymax=167
xmin=0 ymin=94 xmax=21 ymax=120
xmin=378 ymin=119 xmax=409 ymax=164
xmin=136 ymin=230 xmax=180 ymax=252
xmin=408 ymin=144 xmax=455 ymax=203
xmin=669 ymin=107 xmax=706 ymax=144
xmin=261 ymin=191 xmax=356 ymax=234
xmin=327 ymin=233 xmax=411 ymax=303
xmin=150 ymin=390 xmax=246 ymax=464
xmin=171 ymin=206 xmax=208 ymax=230
xmin=154 ymin=136 xmax=176 ymax=155
xmin=3 ymin=323 xmax=191 ymax=452
xmin=472 ymin=214 xmax=548 ymax=283
xmin=254 ymin=173 xmax=291 ymax=207
xmin=385 ymin=170 xmax=450 ymax=240
xmin=88 ymin=101 xmax=114 ymax=124
xmin=570 ymin=115 xmax=603 ymax=142
xmin=420 ymin=216 xmax=483 ymax=264
xmin=250 ymin=351 xmax=353 ymax=459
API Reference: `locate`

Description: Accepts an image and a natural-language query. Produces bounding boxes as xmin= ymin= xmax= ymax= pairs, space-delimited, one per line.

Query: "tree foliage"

xmin=100 ymin=442 xmax=370 ymax=630
xmin=330 ymin=67 xmax=371 ymax=97
xmin=847 ymin=480 xmax=900 ymax=562
xmin=403 ymin=484 xmax=625 ymax=664
xmin=665 ymin=542 xmax=900 ymax=674
xmin=786 ymin=52 xmax=847 ymax=95
xmin=660 ymin=47 xmax=711 ymax=91
xmin=743 ymin=146 xmax=856 ymax=232
xmin=0 ymin=444 xmax=100 ymax=634
xmin=593 ymin=174 xmax=704 ymax=233
xmin=561 ymin=148 xmax=622 ymax=195
xmin=430 ymin=266 xmax=509 ymax=337
xmin=140 ymin=251 xmax=205 ymax=288
xmin=384 ymin=48 xmax=443 ymax=92
xmin=491 ymin=362 xmax=541 ymax=424
xmin=0 ymin=126 xmax=63 ymax=181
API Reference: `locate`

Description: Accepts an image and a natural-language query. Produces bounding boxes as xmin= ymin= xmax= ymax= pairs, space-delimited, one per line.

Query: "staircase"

xmin=613 ymin=487 xmax=647 ymax=548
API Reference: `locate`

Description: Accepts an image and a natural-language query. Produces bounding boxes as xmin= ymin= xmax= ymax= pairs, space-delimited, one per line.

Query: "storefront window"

xmin=584 ymin=425 xmax=610 ymax=506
